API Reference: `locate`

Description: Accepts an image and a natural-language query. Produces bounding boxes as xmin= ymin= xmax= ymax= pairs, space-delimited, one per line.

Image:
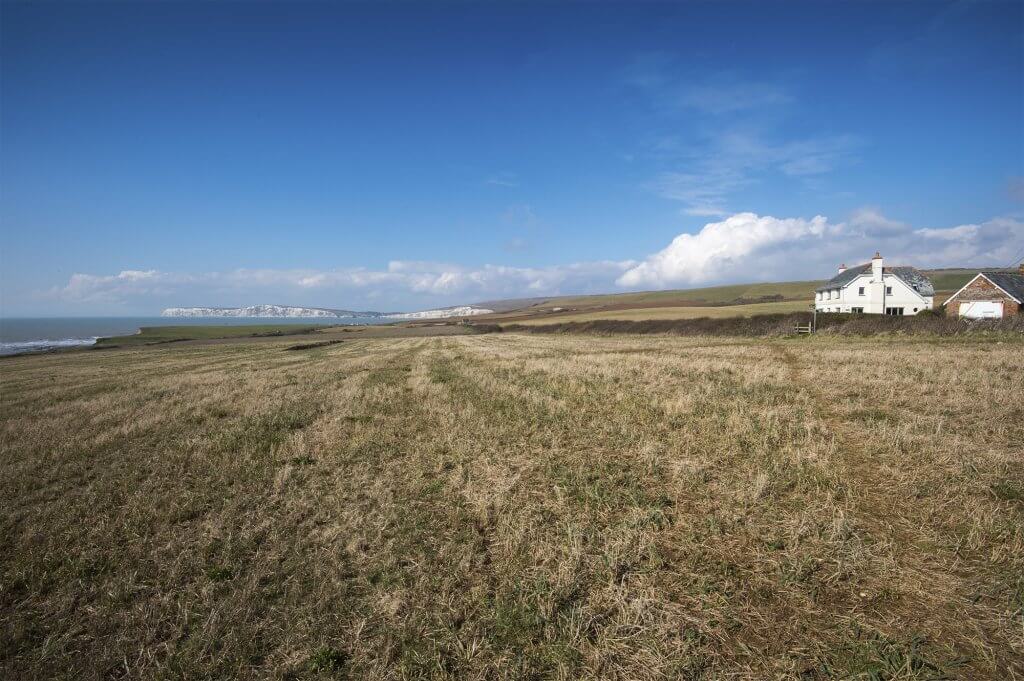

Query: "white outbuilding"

xmin=814 ymin=252 xmax=934 ymax=315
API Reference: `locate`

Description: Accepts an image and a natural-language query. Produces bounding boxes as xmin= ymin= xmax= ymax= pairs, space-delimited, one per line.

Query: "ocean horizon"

xmin=0 ymin=316 xmax=390 ymax=356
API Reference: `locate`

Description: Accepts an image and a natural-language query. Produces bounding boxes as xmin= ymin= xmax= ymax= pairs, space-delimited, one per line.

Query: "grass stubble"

xmin=1 ymin=333 xmax=1022 ymax=679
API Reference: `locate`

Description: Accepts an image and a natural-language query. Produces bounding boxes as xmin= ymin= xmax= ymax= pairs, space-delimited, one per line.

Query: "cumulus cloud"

xmin=904 ymin=217 xmax=1024 ymax=268
xmin=619 ymin=210 xmax=1024 ymax=289
xmin=618 ymin=213 xmax=832 ymax=287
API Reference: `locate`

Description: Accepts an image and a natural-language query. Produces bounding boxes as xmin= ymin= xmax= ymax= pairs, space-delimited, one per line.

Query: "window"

xmin=851 ymin=307 xmax=864 ymax=313
xmin=858 ymin=287 xmax=865 ymax=296
xmin=886 ymin=286 xmax=893 ymax=295
xmin=913 ymin=307 xmax=918 ymax=312
xmin=885 ymin=307 xmax=904 ymax=316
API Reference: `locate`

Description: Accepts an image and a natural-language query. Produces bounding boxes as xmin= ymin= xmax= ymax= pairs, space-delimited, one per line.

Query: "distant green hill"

xmin=924 ymin=268 xmax=1016 ymax=292
xmin=541 ymin=280 xmax=820 ymax=310
xmin=489 ymin=268 xmax=1011 ymax=319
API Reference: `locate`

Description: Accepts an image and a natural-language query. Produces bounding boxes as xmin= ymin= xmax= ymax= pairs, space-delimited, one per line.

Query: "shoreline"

xmin=0 ymin=317 xmax=387 ymax=356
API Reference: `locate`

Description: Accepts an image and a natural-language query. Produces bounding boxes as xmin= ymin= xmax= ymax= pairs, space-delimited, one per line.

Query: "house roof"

xmin=815 ymin=263 xmax=935 ymax=296
xmin=979 ymin=272 xmax=1024 ymax=303
xmin=815 ymin=264 xmax=865 ymax=291
xmin=946 ymin=271 xmax=1024 ymax=305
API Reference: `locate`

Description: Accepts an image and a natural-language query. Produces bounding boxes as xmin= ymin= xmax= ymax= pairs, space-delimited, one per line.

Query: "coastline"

xmin=0 ymin=316 xmax=384 ymax=356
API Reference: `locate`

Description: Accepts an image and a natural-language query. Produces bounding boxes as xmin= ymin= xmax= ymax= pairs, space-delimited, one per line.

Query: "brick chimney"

xmin=871 ymin=252 xmax=883 ymax=280
xmin=1019 ymin=262 xmax=1024 ymax=275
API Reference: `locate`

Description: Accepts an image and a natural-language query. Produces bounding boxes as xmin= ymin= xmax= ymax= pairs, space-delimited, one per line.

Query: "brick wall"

xmin=945 ymin=276 xmax=1021 ymax=316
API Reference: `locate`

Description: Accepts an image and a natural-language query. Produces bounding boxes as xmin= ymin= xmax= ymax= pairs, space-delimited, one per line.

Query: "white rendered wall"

xmin=815 ymin=273 xmax=932 ymax=314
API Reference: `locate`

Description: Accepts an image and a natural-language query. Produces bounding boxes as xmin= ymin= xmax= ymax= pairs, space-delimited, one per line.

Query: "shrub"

xmin=917 ymin=306 xmax=946 ymax=318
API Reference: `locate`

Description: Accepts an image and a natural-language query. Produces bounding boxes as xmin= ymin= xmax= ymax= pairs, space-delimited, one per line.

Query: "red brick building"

xmin=944 ymin=268 xmax=1024 ymax=318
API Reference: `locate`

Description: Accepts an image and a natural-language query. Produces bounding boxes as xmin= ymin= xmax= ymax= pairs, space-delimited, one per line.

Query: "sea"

xmin=0 ymin=317 xmax=390 ymax=356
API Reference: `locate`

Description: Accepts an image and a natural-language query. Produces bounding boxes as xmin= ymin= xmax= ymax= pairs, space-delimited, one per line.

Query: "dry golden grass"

xmin=2 ymin=334 xmax=1022 ymax=679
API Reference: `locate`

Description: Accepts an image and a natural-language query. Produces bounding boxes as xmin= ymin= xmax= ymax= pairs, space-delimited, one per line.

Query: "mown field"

xmin=2 ymin=333 xmax=1022 ymax=679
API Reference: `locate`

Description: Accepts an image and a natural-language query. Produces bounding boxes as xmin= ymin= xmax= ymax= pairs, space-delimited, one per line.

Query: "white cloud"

xmin=53 ymin=260 xmax=636 ymax=309
xmin=60 ymin=269 xmax=194 ymax=302
xmin=904 ymin=217 xmax=1024 ymax=268
xmin=913 ymin=224 xmax=979 ymax=241
xmin=620 ymin=210 xmax=1024 ymax=289
xmin=618 ymin=213 xmax=832 ymax=288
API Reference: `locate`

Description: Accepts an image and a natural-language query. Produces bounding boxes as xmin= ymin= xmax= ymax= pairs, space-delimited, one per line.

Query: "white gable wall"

xmin=879 ymin=275 xmax=932 ymax=315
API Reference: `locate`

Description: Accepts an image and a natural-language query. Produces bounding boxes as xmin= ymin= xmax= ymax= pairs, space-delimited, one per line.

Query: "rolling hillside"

xmin=472 ymin=269 xmax=993 ymax=325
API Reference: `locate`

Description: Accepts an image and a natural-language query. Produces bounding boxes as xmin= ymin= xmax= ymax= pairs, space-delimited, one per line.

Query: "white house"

xmin=814 ymin=252 xmax=934 ymax=315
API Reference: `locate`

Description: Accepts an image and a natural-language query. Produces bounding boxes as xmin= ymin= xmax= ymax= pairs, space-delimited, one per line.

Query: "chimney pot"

xmin=873 ymin=251 xmax=882 ymax=259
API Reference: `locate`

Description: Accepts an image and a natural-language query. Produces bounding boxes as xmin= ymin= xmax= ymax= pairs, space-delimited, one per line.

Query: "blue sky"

xmin=2 ymin=0 xmax=1022 ymax=315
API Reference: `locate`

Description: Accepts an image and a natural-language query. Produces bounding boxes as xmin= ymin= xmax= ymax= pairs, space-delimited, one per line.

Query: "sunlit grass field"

xmin=541 ymin=281 xmax=821 ymax=308
xmin=2 ymin=334 xmax=1022 ymax=679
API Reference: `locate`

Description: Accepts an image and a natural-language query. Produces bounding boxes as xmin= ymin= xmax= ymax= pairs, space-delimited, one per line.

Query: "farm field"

xmin=540 ymin=280 xmax=821 ymax=308
xmin=2 ymin=333 xmax=1022 ymax=679
xmin=507 ymin=300 xmax=809 ymax=325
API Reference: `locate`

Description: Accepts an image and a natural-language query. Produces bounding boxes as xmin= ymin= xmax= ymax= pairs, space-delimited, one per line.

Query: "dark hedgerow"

xmin=498 ymin=311 xmax=1023 ymax=338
